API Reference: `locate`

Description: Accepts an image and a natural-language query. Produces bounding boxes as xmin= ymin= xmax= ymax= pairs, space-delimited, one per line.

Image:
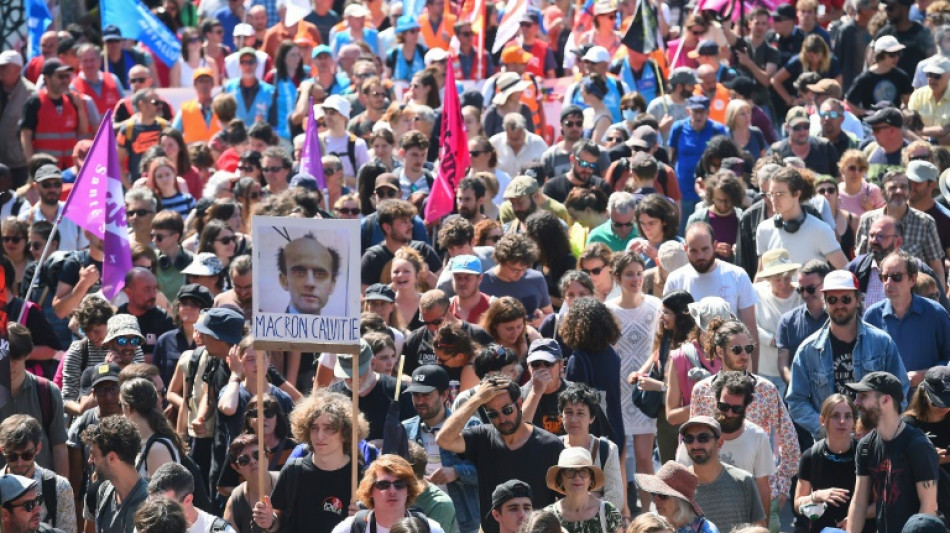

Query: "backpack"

xmin=39 ymin=468 xmax=58 ymax=528
xmin=34 ymin=375 xmax=54 ymax=438
xmin=329 ymin=133 xmax=360 ymax=178
xmin=28 ymin=250 xmax=74 ymax=305
xmin=136 ymin=434 xmax=214 ymax=513
xmin=183 ymin=346 xmax=208 ymax=407
xmin=349 ymin=509 xmax=428 ymax=533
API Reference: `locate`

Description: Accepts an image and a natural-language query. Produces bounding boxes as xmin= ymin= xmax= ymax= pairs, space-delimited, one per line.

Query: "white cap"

xmin=924 ymin=57 xmax=950 ymax=75
xmin=0 ymin=51 xmax=23 ymax=68
xmin=873 ymin=35 xmax=906 ymax=53
xmin=582 ymin=45 xmax=610 ymax=64
xmin=344 ymin=4 xmax=369 ymax=17
xmin=233 ymin=23 xmax=254 ymax=37
xmin=424 ymin=47 xmax=450 ymax=65
xmin=322 ymin=94 xmax=351 ymax=119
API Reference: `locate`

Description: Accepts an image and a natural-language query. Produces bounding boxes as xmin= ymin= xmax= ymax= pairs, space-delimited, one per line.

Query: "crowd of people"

xmin=6 ymin=0 xmax=950 ymax=532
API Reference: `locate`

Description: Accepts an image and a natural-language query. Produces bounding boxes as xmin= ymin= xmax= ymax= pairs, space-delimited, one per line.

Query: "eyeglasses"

xmin=149 ymin=98 xmax=160 ymax=106
xmin=130 ymin=77 xmax=148 ymax=84
xmin=262 ymin=166 xmax=285 ymax=173
xmin=825 ymin=295 xmax=853 ymax=305
xmin=909 ymin=154 xmax=932 ymax=162
xmin=880 ymin=272 xmax=905 ymax=282
xmin=128 ymin=209 xmax=154 ymax=218
xmin=248 ymin=405 xmax=277 ymax=418
xmin=796 ymin=285 xmax=819 ymax=295
xmin=216 ymin=236 xmax=235 ymax=245
xmin=764 ymin=191 xmax=788 ymax=199
xmin=868 ymin=232 xmax=896 ymax=241
xmin=365 ymin=90 xmax=386 ymax=97
xmin=563 ymin=120 xmax=583 ymax=128
xmin=485 ymin=403 xmax=517 ymax=419
xmin=519 ymin=21 xmax=534 ymax=27
xmin=581 ymin=266 xmax=605 ymax=276
xmin=6 ymin=495 xmax=44 ymax=513
xmin=3 ymin=449 xmax=36 ymax=462
xmin=717 ymin=401 xmax=746 ymax=415
xmin=681 ymin=433 xmax=715 ymax=444
xmin=39 ymin=180 xmax=62 ymax=189
xmin=2 ymin=236 xmax=23 ymax=244
xmin=237 ymin=164 xmax=256 ymax=172
xmin=561 ymin=468 xmax=592 ymax=479
xmin=576 ymin=160 xmax=598 ymax=170
xmin=819 ymin=111 xmax=840 ymax=120
xmin=235 ymin=450 xmax=261 ymax=466
xmin=612 ymin=221 xmax=634 ymax=228
xmin=374 ymin=479 xmax=409 ymax=491
xmin=421 ymin=314 xmax=446 ymax=327
xmin=817 ymin=186 xmax=837 ymax=195
xmin=375 ymin=188 xmax=400 ymax=198
xmin=336 ymin=207 xmax=360 ymax=215
xmin=729 ymin=344 xmax=755 ymax=355
xmin=791 ymin=124 xmax=809 ymax=132
xmin=150 ymin=232 xmax=171 ymax=242
xmin=530 ymin=360 xmax=555 ymax=368
xmin=115 ymin=336 xmax=143 ymax=347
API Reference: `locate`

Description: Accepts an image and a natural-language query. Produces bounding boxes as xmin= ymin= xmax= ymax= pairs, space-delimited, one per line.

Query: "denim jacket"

xmin=786 ymin=319 xmax=908 ymax=437
xmin=403 ymin=410 xmax=482 ymax=533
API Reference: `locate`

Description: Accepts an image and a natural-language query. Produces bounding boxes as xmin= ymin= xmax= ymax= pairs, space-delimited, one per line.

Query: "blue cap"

xmin=526 ymin=338 xmax=563 ymax=363
xmin=450 ymin=255 xmax=482 ymax=275
xmin=290 ymin=172 xmax=319 ymax=191
xmin=312 ymin=44 xmax=332 ymax=58
xmin=195 ymin=308 xmax=245 ymax=345
xmin=102 ymin=24 xmax=123 ymax=41
xmin=0 ymin=475 xmax=38 ymax=506
xmin=396 ymin=15 xmax=421 ymax=33
xmin=686 ymin=95 xmax=710 ymax=110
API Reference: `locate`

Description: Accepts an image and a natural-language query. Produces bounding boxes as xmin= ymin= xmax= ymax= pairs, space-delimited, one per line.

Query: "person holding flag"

xmin=425 ymin=60 xmax=470 ymax=225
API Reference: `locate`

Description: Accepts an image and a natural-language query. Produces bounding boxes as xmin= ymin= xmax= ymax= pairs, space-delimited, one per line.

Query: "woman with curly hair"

xmin=433 ymin=322 xmax=480 ymax=390
xmin=481 ymin=296 xmax=543 ymax=375
xmin=526 ymin=210 xmax=578 ymax=309
xmin=561 ymin=297 xmax=625 ymax=451
xmin=260 ymin=390 xmax=370 ymax=533
xmin=539 ymin=270 xmax=596 ymax=359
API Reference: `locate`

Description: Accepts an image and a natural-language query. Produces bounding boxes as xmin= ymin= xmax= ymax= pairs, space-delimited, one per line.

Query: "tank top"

xmin=177 ymin=57 xmax=210 ymax=88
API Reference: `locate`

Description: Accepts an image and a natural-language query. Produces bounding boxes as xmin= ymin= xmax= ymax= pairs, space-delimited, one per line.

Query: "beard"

xmin=829 ymin=307 xmax=856 ymax=326
xmin=715 ymin=411 xmax=745 ymax=433
xmin=495 ymin=408 xmax=523 ymax=435
xmin=688 ymin=448 xmax=712 ymax=465
xmin=691 ymin=256 xmax=715 ymax=274
xmin=858 ymin=406 xmax=880 ymax=429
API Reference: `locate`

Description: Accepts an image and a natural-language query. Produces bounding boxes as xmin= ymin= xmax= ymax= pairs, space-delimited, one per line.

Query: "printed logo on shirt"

xmin=147 ymin=333 xmax=157 ymax=346
xmin=323 ymin=497 xmax=344 ymax=516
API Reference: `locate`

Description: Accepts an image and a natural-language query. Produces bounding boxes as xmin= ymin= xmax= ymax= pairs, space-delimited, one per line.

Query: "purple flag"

xmin=298 ymin=96 xmax=327 ymax=190
xmin=61 ymin=109 xmax=133 ymax=300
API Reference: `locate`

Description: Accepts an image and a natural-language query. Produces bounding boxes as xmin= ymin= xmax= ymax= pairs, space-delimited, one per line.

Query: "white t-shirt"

xmin=675 ymin=420 xmax=776 ymax=479
xmin=663 ymin=260 xmax=758 ymax=314
xmin=190 ymin=509 xmax=236 ymax=533
xmin=331 ymin=515 xmax=446 ymax=533
xmin=323 ymin=133 xmax=370 ymax=179
xmin=753 ymin=282 xmax=803 ymax=378
xmin=754 ymin=213 xmax=842 ymax=267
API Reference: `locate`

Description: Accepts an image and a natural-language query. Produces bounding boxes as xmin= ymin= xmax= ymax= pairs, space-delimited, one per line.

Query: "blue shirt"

xmin=214 ymin=6 xmax=244 ymax=50
xmin=331 ymin=28 xmax=379 ymax=57
xmin=863 ymin=294 xmax=950 ymax=371
xmin=775 ymin=304 xmax=828 ymax=359
xmin=669 ymin=118 xmax=729 ymax=200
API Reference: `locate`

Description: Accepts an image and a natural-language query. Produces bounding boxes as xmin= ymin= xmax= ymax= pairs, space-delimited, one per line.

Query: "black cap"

xmin=102 ymin=24 xmax=123 ymax=41
xmin=177 ymin=283 xmax=213 ymax=309
xmin=920 ymin=367 xmax=950 ymax=408
xmin=41 ymin=58 xmax=72 ymax=77
xmin=865 ymin=106 xmax=904 ymax=129
xmin=662 ymin=290 xmax=694 ymax=316
xmin=572 ymin=43 xmax=595 ymax=57
xmin=720 ymin=157 xmax=747 ymax=175
xmin=364 ymin=283 xmax=396 ymax=303
xmin=724 ymin=76 xmax=755 ymax=98
xmin=771 ymin=4 xmax=796 ymax=19
xmin=695 ymin=40 xmax=719 ymax=56
xmin=405 ymin=365 xmax=450 ymax=394
xmin=56 ymin=36 xmax=76 ymax=55
xmin=91 ymin=363 xmax=122 ymax=388
xmin=560 ymin=104 xmax=584 ymax=121
xmin=490 ymin=480 xmax=533 ymax=511
xmin=902 ymin=514 xmax=948 ymax=533
xmin=460 ymin=90 xmax=484 ymax=111
xmin=845 ymin=371 xmax=904 ymax=403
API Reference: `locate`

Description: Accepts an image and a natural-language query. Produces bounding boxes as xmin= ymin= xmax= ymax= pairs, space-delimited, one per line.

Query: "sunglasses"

xmin=816 ymin=187 xmax=837 ymax=195
xmin=116 ymin=336 xmax=143 ymax=346
xmin=561 ymin=468 xmax=592 ymax=479
xmin=149 ymin=98 xmax=160 ymax=106
xmin=909 ymin=154 xmax=931 ymax=162
xmin=681 ymin=433 xmax=715 ymax=444
xmin=130 ymin=77 xmax=148 ymax=84
xmin=486 ymin=403 xmax=517 ymax=419
xmin=606 ymin=136 xmax=625 ymax=143
xmin=796 ymin=285 xmax=819 ymax=295
xmin=150 ymin=232 xmax=171 ymax=242
xmin=39 ymin=180 xmax=62 ymax=189
xmin=216 ymin=236 xmax=235 ymax=245
xmin=248 ymin=406 xmax=277 ymax=418
xmin=880 ymin=272 xmax=905 ymax=282
xmin=612 ymin=221 xmax=634 ymax=228
xmin=717 ymin=401 xmax=746 ymax=415
xmin=6 ymin=495 xmax=44 ymax=513
xmin=791 ymin=124 xmax=809 ymax=132
xmin=237 ymin=164 xmax=256 ymax=172
xmin=374 ymin=479 xmax=409 ymax=491
xmin=337 ymin=207 xmax=360 ymax=215
xmin=2 ymin=236 xmax=22 ymax=244
xmin=563 ymin=120 xmax=583 ymax=128
xmin=519 ymin=21 xmax=535 ymax=27
xmin=576 ymin=160 xmax=598 ymax=169
xmin=3 ymin=449 xmax=36 ymax=462
xmin=262 ymin=166 xmax=285 ymax=173
xmin=581 ymin=266 xmax=605 ymax=276
xmin=128 ymin=209 xmax=154 ymax=218
xmin=421 ymin=316 xmax=445 ymax=327
xmin=928 ymin=72 xmax=943 ymax=80
xmin=530 ymin=360 xmax=555 ymax=368
xmin=375 ymin=188 xmax=400 ymax=198
xmin=729 ymin=344 xmax=755 ymax=355
xmin=459 ymin=31 xmax=474 ymax=36
xmin=365 ymin=90 xmax=386 ymax=97
xmin=30 ymin=242 xmax=43 ymax=250
xmin=470 ymin=150 xmax=486 ymax=156
xmin=235 ymin=450 xmax=261 ymax=466
xmin=819 ymin=111 xmax=840 ymax=119
xmin=825 ymin=295 xmax=853 ymax=305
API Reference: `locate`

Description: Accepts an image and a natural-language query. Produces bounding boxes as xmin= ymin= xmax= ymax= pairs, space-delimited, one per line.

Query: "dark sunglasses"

xmin=880 ymin=272 xmax=905 ymax=282
xmin=717 ymin=401 xmax=746 ymax=415
xmin=819 ymin=111 xmax=840 ymax=120
xmin=796 ymin=285 xmax=819 ymax=295
xmin=237 ymin=165 xmax=256 ymax=172
xmin=470 ymin=150 xmax=486 ymax=156
xmin=248 ymin=406 xmax=277 ymax=419
xmin=150 ymin=232 xmax=170 ymax=242
xmin=2 ymin=236 xmax=22 ymax=244
xmin=928 ymin=72 xmax=944 ymax=80
xmin=576 ymin=160 xmax=597 ymax=169
xmin=149 ymin=98 xmax=160 ymax=106
xmin=825 ymin=295 xmax=853 ymax=305
xmin=115 ymin=336 xmax=143 ymax=347
xmin=337 ymin=207 xmax=360 ymax=215
xmin=582 ymin=266 xmax=605 ymax=276
xmin=6 ymin=495 xmax=44 ymax=512
xmin=816 ymin=187 xmax=837 ymax=195
xmin=364 ymin=90 xmax=386 ymax=97
xmin=459 ymin=31 xmax=474 ymax=36
xmin=791 ymin=124 xmax=809 ymax=132
xmin=908 ymin=154 xmax=932 ymax=162
xmin=729 ymin=344 xmax=755 ymax=355
xmin=262 ymin=166 xmax=285 ymax=173
xmin=606 ymin=136 xmax=625 ymax=143
xmin=486 ymin=403 xmax=517 ymax=419
xmin=563 ymin=120 xmax=583 ymax=128
xmin=130 ymin=77 xmax=148 ymax=84
xmin=612 ymin=221 xmax=634 ymax=228
xmin=375 ymin=188 xmax=399 ymax=198
xmin=235 ymin=450 xmax=261 ymax=466
xmin=421 ymin=316 xmax=444 ymax=327
xmin=39 ymin=180 xmax=62 ymax=189
xmin=3 ymin=449 xmax=36 ymax=462
xmin=29 ymin=242 xmax=43 ymax=250
xmin=682 ymin=433 xmax=715 ymax=444
xmin=374 ymin=479 xmax=409 ymax=491
xmin=530 ymin=360 xmax=555 ymax=368
xmin=128 ymin=209 xmax=154 ymax=218
xmin=216 ymin=236 xmax=235 ymax=245
xmin=519 ymin=21 xmax=534 ymax=27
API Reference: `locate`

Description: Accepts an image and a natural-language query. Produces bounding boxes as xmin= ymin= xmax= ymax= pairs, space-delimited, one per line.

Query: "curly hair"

xmin=525 ymin=210 xmax=572 ymax=272
xmin=354 ymin=454 xmax=423 ymax=509
xmin=438 ymin=217 xmax=475 ymax=249
xmin=480 ymin=296 xmax=527 ymax=340
xmin=433 ymin=322 xmax=478 ymax=363
xmin=558 ymin=270 xmax=595 ymax=298
xmin=394 ymin=246 xmax=429 ymax=291
xmin=770 ymin=167 xmax=815 ymax=203
xmin=473 ymin=219 xmax=502 ymax=246
xmin=376 ymin=199 xmax=418 ymax=230
xmin=559 ymin=297 xmax=620 ymax=351
xmin=74 ymin=295 xmax=114 ymax=334
xmin=704 ymin=171 xmax=746 ymax=209
xmin=290 ymin=390 xmax=369 ymax=452
xmin=635 ymin=194 xmax=679 ymax=242
xmin=81 ymin=415 xmax=142 ymax=466
xmin=494 ymin=233 xmax=539 ymax=266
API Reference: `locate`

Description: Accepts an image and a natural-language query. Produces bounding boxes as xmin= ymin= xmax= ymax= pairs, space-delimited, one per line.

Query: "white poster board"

xmin=251 ymin=216 xmax=361 ymax=352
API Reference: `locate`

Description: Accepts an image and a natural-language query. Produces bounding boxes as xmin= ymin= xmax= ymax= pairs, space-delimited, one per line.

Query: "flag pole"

xmin=351 ymin=348 xmax=359 ymax=502
xmin=256 ymin=351 xmax=266 ymax=502
xmin=476 ymin=0 xmax=484 ymax=79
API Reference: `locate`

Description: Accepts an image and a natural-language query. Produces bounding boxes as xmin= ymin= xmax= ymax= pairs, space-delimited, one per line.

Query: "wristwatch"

xmin=660 ymin=384 xmax=668 ymax=393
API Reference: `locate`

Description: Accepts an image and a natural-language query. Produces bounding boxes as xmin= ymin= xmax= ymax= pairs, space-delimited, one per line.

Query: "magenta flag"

xmin=299 ymin=96 xmax=327 ymax=190
xmin=425 ymin=61 xmax=470 ymax=224
xmin=61 ymin=109 xmax=133 ymax=300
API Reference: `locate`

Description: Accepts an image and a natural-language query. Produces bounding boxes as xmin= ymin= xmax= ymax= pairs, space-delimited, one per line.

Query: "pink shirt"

xmin=838 ymin=181 xmax=885 ymax=217
xmin=670 ymin=340 xmax=721 ymax=406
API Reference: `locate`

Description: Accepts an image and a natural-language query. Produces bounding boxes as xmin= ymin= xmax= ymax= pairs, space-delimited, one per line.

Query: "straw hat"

xmin=545 ymin=448 xmax=605 ymax=494
xmin=635 ymin=461 xmax=703 ymax=516
xmin=757 ymin=248 xmax=801 ymax=279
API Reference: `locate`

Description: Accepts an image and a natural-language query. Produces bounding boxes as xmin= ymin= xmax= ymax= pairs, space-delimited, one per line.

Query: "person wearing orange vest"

xmin=517 ymin=10 xmax=557 ymax=79
xmin=70 ymin=43 xmax=123 ymax=116
xmin=20 ymin=58 xmax=89 ymax=169
xmin=694 ymin=63 xmax=731 ymax=125
xmin=172 ymin=68 xmax=221 ymax=145
xmin=481 ymin=46 xmax=547 ymax=137
xmin=452 ymin=20 xmax=494 ymax=80
xmin=418 ymin=0 xmax=456 ymax=51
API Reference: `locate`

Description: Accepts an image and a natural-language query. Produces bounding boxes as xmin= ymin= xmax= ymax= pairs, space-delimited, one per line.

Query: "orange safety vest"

xmin=34 ymin=91 xmax=79 ymax=169
xmin=695 ymin=83 xmax=730 ymax=125
xmin=179 ymin=100 xmax=221 ymax=145
xmin=71 ymin=73 xmax=122 ymax=115
xmin=419 ymin=12 xmax=456 ymax=51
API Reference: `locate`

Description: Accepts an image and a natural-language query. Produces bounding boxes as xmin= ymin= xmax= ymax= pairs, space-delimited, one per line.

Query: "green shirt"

xmin=414 ymin=484 xmax=459 ymax=533
xmin=586 ymin=219 xmax=638 ymax=252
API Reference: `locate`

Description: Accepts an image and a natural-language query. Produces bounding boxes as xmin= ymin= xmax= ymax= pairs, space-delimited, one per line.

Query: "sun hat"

xmin=492 ymin=71 xmax=530 ymax=106
xmin=757 ymin=248 xmax=802 ymax=279
xmin=103 ymin=314 xmax=144 ymax=345
xmin=545 ymin=448 xmax=605 ymax=494
xmin=181 ymin=252 xmax=225 ymax=277
xmin=687 ymin=297 xmax=736 ymax=331
xmin=335 ymin=340 xmax=374 ymax=378
xmin=635 ymin=461 xmax=703 ymax=516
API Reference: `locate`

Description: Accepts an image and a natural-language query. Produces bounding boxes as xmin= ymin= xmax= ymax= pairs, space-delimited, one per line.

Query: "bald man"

xmin=118 ymin=267 xmax=175 ymax=359
xmin=694 ymin=63 xmax=731 ymax=124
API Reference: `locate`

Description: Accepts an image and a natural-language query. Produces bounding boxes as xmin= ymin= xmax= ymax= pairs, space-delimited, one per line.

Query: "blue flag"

xmin=101 ymin=0 xmax=181 ymax=67
xmin=27 ymin=0 xmax=53 ymax=59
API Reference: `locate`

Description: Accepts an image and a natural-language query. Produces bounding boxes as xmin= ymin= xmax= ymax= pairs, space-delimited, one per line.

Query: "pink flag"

xmin=425 ymin=61 xmax=470 ymax=224
xmin=299 ymin=96 xmax=327 ymax=190
xmin=60 ymin=109 xmax=133 ymax=300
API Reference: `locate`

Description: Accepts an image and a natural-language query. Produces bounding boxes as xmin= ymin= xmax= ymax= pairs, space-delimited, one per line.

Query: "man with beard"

xmin=540 ymin=106 xmax=611 ymax=179
xmin=688 ymin=320 xmax=798 ymax=532
xmin=647 ymin=68 xmax=695 ymax=145
xmin=542 ymin=140 xmax=612 ymax=204
xmin=401 ymin=290 xmax=493 ymax=374
xmin=768 ymin=107 xmax=840 ymax=177
xmin=402 ymin=365 xmax=481 ymax=533
xmin=77 ymin=316 xmax=147 ymax=402
xmin=437 ymin=374 xmax=564 ymax=533
xmin=664 ymin=222 xmax=759 ymax=369
xmin=854 ymin=170 xmax=946 ymax=290
xmin=19 ymin=166 xmax=87 ymax=252
xmin=360 ymin=199 xmax=441 ymax=292
xmin=678 ymin=415 xmax=766 ymax=532
xmin=845 ymin=371 xmax=938 ymax=533
xmin=1 ymin=473 xmax=65 ymax=533
xmin=455 ymin=177 xmax=488 ymax=225
xmin=117 ymin=268 xmax=174 ymax=359
xmin=863 ymin=250 xmax=950 ymax=387
xmin=815 ymin=98 xmax=859 ymax=167
xmin=81 ymin=416 xmax=147 ymax=533
xmin=787 ymin=270 xmax=908 ymax=441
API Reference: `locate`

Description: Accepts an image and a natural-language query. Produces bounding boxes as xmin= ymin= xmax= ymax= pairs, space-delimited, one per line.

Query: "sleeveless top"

xmin=841 ymin=212 xmax=856 ymax=259
xmin=178 ymin=57 xmax=210 ymax=88
xmin=670 ymin=341 xmax=722 ymax=406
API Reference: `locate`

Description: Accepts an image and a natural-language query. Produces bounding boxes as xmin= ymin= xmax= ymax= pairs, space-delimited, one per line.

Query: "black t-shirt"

xmin=117 ymin=304 xmax=175 ymax=357
xmin=60 ymin=250 xmax=103 ymax=294
xmin=876 ymin=23 xmax=936 ymax=82
xmin=769 ymin=138 xmax=841 ymax=178
xmin=6 ymin=297 xmax=61 ymax=350
xmin=829 ymin=332 xmax=856 ymax=396
xmin=327 ymin=374 xmax=416 ymax=441
xmin=800 ymin=439 xmax=866 ymax=533
xmin=270 ymin=455 xmax=354 ymax=533
xmin=462 ymin=424 xmax=564 ymax=533
xmin=401 ymin=322 xmax=494 ymax=375
xmin=20 ymin=94 xmax=51 ymax=131
xmin=360 ymin=240 xmax=442 ymax=287
xmin=904 ymin=414 xmax=950 ymax=474
xmin=856 ymin=424 xmax=940 ymax=533
xmin=542 ymin=175 xmax=612 ymax=204
xmin=521 ymin=380 xmax=569 ymax=436
xmin=845 ymin=68 xmax=913 ymax=110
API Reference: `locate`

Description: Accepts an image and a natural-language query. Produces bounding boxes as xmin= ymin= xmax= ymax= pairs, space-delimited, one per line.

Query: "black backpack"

xmin=136 ymin=434 xmax=214 ymax=513
xmin=349 ymin=509 xmax=429 ymax=533
xmin=39 ymin=469 xmax=58 ymax=528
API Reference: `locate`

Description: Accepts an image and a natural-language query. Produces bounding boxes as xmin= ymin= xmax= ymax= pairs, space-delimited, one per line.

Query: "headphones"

xmin=773 ymin=210 xmax=808 ymax=234
xmin=159 ymin=251 xmax=192 ymax=271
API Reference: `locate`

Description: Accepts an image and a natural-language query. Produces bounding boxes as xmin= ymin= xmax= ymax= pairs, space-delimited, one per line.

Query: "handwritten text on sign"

xmin=254 ymin=313 xmax=360 ymax=343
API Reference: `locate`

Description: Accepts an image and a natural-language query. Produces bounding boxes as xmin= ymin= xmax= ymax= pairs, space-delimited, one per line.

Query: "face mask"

xmin=622 ymin=109 xmax=638 ymax=122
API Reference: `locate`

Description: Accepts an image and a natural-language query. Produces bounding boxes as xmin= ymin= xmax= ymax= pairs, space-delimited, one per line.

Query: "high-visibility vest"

xmin=34 ymin=91 xmax=78 ymax=169
xmin=695 ymin=83 xmax=731 ymax=125
xmin=419 ymin=13 xmax=456 ymax=51
xmin=71 ymin=73 xmax=122 ymax=115
xmin=179 ymin=100 xmax=221 ymax=145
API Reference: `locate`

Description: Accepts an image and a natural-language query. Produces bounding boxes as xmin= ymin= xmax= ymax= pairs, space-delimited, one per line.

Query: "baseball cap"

xmin=679 ymin=416 xmax=721 ymax=438
xmin=630 ymin=125 xmax=658 ymax=148
xmin=724 ymin=76 xmax=755 ymax=98
xmin=344 ymin=3 xmax=369 ymax=17
xmin=233 ymin=23 xmax=254 ymax=37
xmin=907 ymin=160 xmax=939 ymax=183
xmin=807 ymin=79 xmax=843 ymax=99
xmin=865 ymin=106 xmax=904 ymax=128
xmin=41 ymin=58 xmax=72 ymax=77
xmin=845 ymin=371 xmax=904 ymax=403
xmin=687 ymin=40 xmax=719 ymax=59
xmin=322 ymin=94 xmax=351 ymax=119
xmin=192 ymin=67 xmax=214 ymax=82
xmin=335 ymin=340 xmax=374 ymax=379
xmin=669 ymin=67 xmax=697 ymax=86
xmin=289 ymin=172 xmax=319 ymax=191
xmin=873 ymin=35 xmax=906 ymax=54
xmin=490 ymin=480 xmax=533 ymax=511
xmin=364 ymin=283 xmax=396 ymax=302
xmin=504 ymin=175 xmax=539 ymax=199
xmin=920 ymin=367 xmax=950 ymax=408
xmin=686 ymin=95 xmax=710 ymax=110
xmin=519 ymin=10 xmax=541 ymax=24
xmin=526 ymin=338 xmax=563 ymax=364
xmin=450 ymin=255 xmax=482 ymax=275
xmin=182 ymin=252 xmax=225 ymax=276
xmin=195 ymin=307 xmax=246 ymax=345
xmin=177 ymin=283 xmax=214 ymax=309
xmin=0 ymin=51 xmax=23 ymax=68
xmin=404 ymin=364 xmax=450 ymax=393
xmin=583 ymin=46 xmax=611 ymax=64
xmin=560 ymin=104 xmax=584 ymax=121
xmin=821 ymin=270 xmax=859 ymax=292
xmin=785 ymin=106 xmax=810 ymax=126
xmin=237 ymin=46 xmax=258 ymax=59
xmin=374 ymin=174 xmax=400 ymax=192
xmin=425 ymin=48 xmax=450 ymax=65
xmin=771 ymin=4 xmax=796 ymax=19
xmin=90 ymin=363 xmax=122 ymax=388
xmin=34 ymin=164 xmax=63 ymax=182
xmin=923 ymin=57 xmax=950 ymax=75
xmin=501 ymin=45 xmax=532 ymax=65
xmin=0 ymin=475 xmax=38 ymax=506
xmin=902 ymin=514 xmax=947 ymax=533
xmin=312 ymin=44 xmax=333 ymax=58
xmin=102 ymin=24 xmax=123 ymax=42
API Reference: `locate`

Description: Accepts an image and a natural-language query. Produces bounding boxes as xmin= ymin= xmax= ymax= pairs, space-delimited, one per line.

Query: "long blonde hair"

xmin=799 ymin=34 xmax=831 ymax=73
